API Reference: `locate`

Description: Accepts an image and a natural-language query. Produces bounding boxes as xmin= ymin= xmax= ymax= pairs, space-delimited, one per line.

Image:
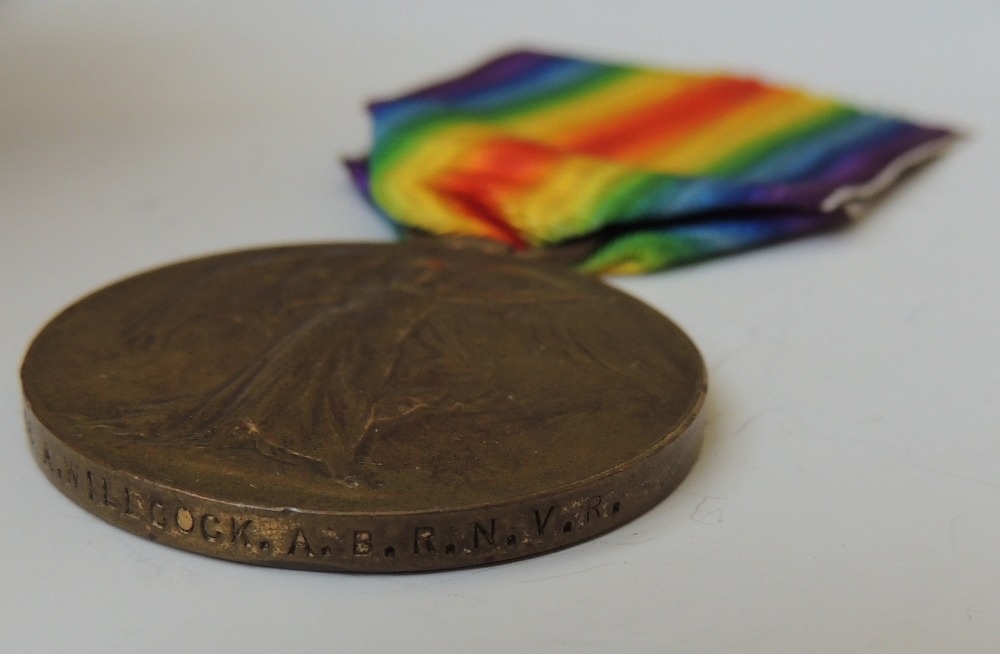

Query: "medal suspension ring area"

xmin=21 ymin=241 xmax=706 ymax=572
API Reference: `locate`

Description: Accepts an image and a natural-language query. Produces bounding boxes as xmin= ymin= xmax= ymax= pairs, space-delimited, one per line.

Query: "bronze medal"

xmin=21 ymin=241 xmax=706 ymax=571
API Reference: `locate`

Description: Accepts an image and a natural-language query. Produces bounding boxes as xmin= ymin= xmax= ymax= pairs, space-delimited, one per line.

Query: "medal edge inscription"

xmin=25 ymin=396 xmax=705 ymax=572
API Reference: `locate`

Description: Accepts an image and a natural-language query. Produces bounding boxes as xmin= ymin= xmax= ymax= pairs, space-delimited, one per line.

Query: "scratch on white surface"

xmin=518 ymin=562 xmax=613 ymax=583
xmin=431 ymin=566 xmax=496 ymax=585
xmin=690 ymin=497 xmax=726 ymax=525
xmin=733 ymin=406 xmax=785 ymax=435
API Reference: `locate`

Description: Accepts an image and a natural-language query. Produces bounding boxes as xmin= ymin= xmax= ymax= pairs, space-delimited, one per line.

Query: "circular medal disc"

xmin=22 ymin=242 xmax=706 ymax=572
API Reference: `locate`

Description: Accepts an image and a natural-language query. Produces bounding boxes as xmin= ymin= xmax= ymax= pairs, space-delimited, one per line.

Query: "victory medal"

xmin=22 ymin=241 xmax=706 ymax=571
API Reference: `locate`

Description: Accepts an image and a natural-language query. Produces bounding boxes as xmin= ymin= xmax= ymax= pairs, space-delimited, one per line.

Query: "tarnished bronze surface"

xmin=21 ymin=241 xmax=706 ymax=571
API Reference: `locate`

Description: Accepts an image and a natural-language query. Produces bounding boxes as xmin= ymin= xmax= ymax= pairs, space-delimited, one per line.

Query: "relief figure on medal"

xmin=58 ymin=246 xmax=687 ymax=490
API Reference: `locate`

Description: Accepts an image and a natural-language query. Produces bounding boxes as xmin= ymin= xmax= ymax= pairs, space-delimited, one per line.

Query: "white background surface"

xmin=1 ymin=2 xmax=997 ymax=652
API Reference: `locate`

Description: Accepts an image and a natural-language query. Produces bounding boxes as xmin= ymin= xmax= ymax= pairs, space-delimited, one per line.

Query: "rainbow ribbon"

xmin=347 ymin=51 xmax=954 ymax=274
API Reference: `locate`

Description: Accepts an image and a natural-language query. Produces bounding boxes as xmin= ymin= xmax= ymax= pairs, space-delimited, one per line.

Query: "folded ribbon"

xmin=347 ymin=50 xmax=954 ymax=274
